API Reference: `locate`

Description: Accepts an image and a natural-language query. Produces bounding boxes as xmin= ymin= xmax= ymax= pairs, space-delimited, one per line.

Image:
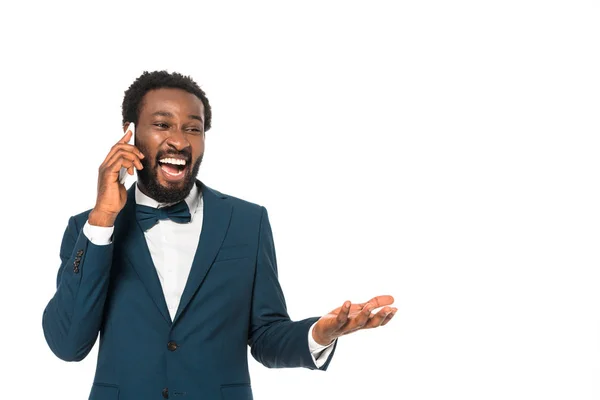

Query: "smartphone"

xmin=118 ymin=122 xmax=135 ymax=185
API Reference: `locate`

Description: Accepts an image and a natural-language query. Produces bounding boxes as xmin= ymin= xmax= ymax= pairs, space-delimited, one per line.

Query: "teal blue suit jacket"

xmin=42 ymin=180 xmax=336 ymax=400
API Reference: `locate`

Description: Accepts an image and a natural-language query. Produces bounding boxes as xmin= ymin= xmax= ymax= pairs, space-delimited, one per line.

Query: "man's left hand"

xmin=312 ymin=295 xmax=397 ymax=346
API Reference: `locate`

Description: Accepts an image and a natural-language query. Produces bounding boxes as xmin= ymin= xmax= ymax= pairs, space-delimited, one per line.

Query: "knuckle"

xmin=115 ymin=149 xmax=128 ymax=157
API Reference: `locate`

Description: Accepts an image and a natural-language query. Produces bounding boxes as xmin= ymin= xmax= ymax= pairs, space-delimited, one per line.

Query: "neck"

xmin=136 ymin=181 xmax=152 ymax=199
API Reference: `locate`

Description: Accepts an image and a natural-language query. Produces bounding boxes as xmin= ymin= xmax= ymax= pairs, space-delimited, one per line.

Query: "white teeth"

xmin=159 ymin=158 xmax=186 ymax=166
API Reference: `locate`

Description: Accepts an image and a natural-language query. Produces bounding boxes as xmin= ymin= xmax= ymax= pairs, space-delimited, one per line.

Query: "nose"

xmin=165 ymin=126 xmax=190 ymax=151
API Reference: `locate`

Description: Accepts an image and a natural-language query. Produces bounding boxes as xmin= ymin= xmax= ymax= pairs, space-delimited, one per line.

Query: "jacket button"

xmin=74 ymin=259 xmax=81 ymax=267
xmin=73 ymin=267 xmax=79 ymax=274
xmin=167 ymin=341 xmax=178 ymax=351
xmin=162 ymin=387 xmax=169 ymax=398
xmin=76 ymin=250 xmax=84 ymax=256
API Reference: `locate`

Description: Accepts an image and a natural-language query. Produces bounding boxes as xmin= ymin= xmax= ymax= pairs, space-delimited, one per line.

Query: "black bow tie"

xmin=135 ymin=201 xmax=191 ymax=231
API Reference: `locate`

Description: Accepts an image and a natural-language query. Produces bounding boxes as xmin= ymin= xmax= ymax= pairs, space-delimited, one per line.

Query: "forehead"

xmin=139 ymin=88 xmax=204 ymax=120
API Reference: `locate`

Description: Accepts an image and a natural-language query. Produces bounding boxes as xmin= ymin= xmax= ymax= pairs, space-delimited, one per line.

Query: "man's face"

xmin=132 ymin=88 xmax=205 ymax=204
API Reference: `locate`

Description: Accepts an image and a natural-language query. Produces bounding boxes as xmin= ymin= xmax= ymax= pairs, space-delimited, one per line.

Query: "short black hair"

xmin=122 ymin=70 xmax=212 ymax=131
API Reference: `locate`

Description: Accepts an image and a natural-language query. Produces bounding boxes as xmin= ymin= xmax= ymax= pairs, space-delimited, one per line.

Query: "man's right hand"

xmin=88 ymin=128 xmax=145 ymax=227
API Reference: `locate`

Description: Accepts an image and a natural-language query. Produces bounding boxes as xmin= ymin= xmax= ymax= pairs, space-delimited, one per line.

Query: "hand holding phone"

xmin=89 ymin=122 xmax=144 ymax=227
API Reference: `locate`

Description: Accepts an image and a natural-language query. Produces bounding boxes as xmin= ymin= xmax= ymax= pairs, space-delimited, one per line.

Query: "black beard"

xmin=136 ymin=145 xmax=203 ymax=204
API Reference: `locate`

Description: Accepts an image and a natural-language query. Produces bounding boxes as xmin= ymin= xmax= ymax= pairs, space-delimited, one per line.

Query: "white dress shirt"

xmin=82 ymin=182 xmax=334 ymax=367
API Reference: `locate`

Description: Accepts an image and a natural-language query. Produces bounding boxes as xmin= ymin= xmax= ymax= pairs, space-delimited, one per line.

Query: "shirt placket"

xmin=161 ymin=222 xmax=179 ymax=319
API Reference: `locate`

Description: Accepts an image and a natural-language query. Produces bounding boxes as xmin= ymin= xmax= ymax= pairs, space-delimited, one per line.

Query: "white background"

xmin=1 ymin=1 xmax=599 ymax=399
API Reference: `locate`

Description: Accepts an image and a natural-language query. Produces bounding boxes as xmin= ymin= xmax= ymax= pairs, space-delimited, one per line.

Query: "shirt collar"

xmin=135 ymin=181 xmax=202 ymax=219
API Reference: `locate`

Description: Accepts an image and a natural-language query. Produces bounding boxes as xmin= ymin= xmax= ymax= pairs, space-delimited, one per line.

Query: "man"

xmin=42 ymin=70 xmax=396 ymax=400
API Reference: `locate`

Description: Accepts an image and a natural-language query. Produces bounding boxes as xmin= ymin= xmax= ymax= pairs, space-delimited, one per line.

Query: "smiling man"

xmin=42 ymin=70 xmax=396 ymax=400
xmin=133 ymin=88 xmax=205 ymax=204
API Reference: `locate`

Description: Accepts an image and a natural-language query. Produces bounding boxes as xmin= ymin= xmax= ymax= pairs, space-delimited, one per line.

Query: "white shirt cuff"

xmin=308 ymin=322 xmax=335 ymax=368
xmin=83 ymin=220 xmax=114 ymax=245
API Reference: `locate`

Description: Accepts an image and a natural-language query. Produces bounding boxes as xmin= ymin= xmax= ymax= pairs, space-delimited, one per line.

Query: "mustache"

xmin=155 ymin=149 xmax=192 ymax=162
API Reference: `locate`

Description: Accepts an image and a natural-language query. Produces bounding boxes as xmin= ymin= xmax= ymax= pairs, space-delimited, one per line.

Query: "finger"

xmin=111 ymin=154 xmax=143 ymax=173
xmin=119 ymin=129 xmax=133 ymax=144
xmin=336 ymin=301 xmax=351 ymax=327
xmin=364 ymin=307 xmax=392 ymax=328
xmin=104 ymin=158 xmax=139 ymax=183
xmin=108 ymin=158 xmax=136 ymax=175
xmin=116 ymin=143 xmax=145 ymax=159
xmin=380 ymin=308 xmax=397 ymax=326
xmin=363 ymin=307 xmax=392 ymax=329
xmin=102 ymin=142 xmax=145 ymax=165
xmin=105 ymin=143 xmax=145 ymax=163
xmin=363 ymin=295 xmax=395 ymax=309
xmin=104 ymin=150 xmax=144 ymax=172
xmin=352 ymin=303 xmax=374 ymax=328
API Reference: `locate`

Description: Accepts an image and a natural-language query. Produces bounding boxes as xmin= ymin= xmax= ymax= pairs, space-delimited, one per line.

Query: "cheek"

xmin=136 ymin=146 xmax=157 ymax=168
xmin=135 ymin=138 xmax=159 ymax=159
xmin=192 ymin=139 xmax=205 ymax=157
xmin=140 ymin=157 xmax=156 ymax=171
xmin=136 ymin=130 xmax=163 ymax=149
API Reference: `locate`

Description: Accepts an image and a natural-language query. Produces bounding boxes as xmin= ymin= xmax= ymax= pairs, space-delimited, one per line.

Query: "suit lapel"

xmin=116 ymin=180 xmax=232 ymax=326
xmin=116 ymin=184 xmax=172 ymax=326
xmin=173 ymin=181 xmax=232 ymax=324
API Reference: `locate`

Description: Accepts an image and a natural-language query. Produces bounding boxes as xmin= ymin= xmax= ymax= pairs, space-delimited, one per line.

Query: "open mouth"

xmin=158 ymin=157 xmax=188 ymax=182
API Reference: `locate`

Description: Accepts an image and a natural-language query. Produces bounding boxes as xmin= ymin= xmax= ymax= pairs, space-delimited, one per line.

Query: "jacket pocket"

xmin=220 ymin=383 xmax=253 ymax=400
xmin=89 ymin=382 xmax=119 ymax=400
xmin=214 ymin=244 xmax=251 ymax=262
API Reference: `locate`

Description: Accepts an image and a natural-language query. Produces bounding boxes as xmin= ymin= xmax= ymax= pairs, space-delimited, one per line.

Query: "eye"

xmin=186 ymin=127 xmax=203 ymax=134
xmin=154 ymin=123 xmax=169 ymax=129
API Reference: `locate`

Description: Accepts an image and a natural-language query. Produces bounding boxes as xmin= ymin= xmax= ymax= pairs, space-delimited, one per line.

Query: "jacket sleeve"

xmin=42 ymin=216 xmax=114 ymax=362
xmin=247 ymin=207 xmax=336 ymax=370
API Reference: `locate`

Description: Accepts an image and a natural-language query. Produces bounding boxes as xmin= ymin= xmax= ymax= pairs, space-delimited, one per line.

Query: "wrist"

xmin=312 ymin=325 xmax=335 ymax=347
xmin=89 ymin=208 xmax=117 ymax=227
